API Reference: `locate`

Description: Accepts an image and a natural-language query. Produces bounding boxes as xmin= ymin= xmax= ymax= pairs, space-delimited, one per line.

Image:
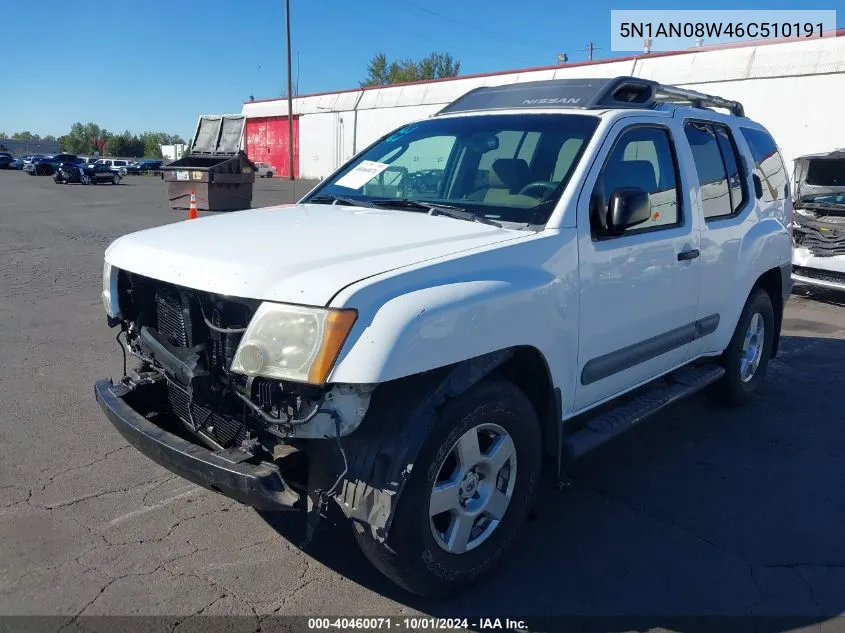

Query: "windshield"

xmin=802 ymin=193 xmax=845 ymax=206
xmin=305 ymin=113 xmax=599 ymax=225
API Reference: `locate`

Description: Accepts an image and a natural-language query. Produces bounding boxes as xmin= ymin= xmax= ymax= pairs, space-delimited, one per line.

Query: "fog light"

xmin=237 ymin=344 xmax=265 ymax=375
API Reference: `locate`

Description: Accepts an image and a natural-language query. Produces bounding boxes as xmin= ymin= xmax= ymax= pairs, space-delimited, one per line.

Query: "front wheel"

xmin=712 ymin=288 xmax=774 ymax=405
xmin=266 ymin=171 xmax=273 ymax=178
xmin=111 ymin=175 xmax=119 ymax=185
xmin=354 ymin=377 xmax=541 ymax=597
xmin=81 ymin=174 xmax=92 ymax=185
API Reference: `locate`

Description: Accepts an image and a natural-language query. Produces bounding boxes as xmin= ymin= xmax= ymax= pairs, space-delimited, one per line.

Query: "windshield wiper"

xmin=368 ymin=199 xmax=502 ymax=227
xmin=308 ymin=195 xmax=378 ymax=208
xmin=798 ymin=201 xmax=845 ymax=210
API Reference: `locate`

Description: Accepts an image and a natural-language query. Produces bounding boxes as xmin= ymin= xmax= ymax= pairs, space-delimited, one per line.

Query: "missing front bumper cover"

xmin=94 ymin=379 xmax=301 ymax=511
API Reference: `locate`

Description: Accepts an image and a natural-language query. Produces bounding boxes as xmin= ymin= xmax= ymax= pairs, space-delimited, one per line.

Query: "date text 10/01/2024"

xmin=307 ymin=618 xmax=529 ymax=630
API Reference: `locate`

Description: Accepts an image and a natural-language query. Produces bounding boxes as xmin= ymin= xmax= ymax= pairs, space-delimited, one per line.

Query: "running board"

xmin=562 ymin=364 xmax=726 ymax=460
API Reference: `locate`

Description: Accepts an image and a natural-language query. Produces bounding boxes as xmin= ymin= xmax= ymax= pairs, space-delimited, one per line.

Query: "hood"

xmin=794 ymin=152 xmax=845 ymax=203
xmin=105 ymin=203 xmax=526 ymax=306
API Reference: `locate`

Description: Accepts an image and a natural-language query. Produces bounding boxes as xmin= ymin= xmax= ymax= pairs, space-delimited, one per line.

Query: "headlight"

xmin=230 ymin=303 xmax=357 ymax=384
xmin=102 ymin=261 xmax=120 ymax=318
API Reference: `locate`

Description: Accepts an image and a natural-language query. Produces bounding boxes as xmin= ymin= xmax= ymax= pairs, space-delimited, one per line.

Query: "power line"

xmin=393 ymin=0 xmax=539 ymax=51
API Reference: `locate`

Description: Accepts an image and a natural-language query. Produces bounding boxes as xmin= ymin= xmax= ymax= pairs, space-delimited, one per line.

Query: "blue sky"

xmin=1 ymin=0 xmax=836 ymax=139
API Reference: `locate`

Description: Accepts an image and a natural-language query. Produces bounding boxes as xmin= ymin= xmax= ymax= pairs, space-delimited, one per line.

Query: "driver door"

xmin=574 ymin=118 xmax=701 ymax=411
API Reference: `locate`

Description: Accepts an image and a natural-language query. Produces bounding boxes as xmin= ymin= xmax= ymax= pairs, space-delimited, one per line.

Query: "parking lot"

xmin=1 ymin=169 xmax=844 ymax=631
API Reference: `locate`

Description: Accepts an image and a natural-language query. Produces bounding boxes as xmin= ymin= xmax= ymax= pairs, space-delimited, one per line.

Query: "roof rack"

xmin=436 ymin=76 xmax=745 ymax=117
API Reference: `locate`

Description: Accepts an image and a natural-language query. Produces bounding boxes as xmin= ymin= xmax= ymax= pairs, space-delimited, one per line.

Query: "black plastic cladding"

xmin=436 ymin=76 xmax=745 ymax=117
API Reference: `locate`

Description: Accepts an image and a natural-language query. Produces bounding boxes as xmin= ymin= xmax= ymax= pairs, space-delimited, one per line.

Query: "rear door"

xmin=681 ymin=119 xmax=760 ymax=358
xmin=574 ymin=116 xmax=701 ymax=411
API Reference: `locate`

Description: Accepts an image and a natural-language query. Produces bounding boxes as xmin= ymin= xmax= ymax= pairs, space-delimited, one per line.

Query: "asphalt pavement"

xmin=1 ymin=170 xmax=844 ymax=632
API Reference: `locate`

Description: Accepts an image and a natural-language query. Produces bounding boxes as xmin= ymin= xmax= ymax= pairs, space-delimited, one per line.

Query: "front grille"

xmin=793 ymin=265 xmax=845 ymax=285
xmin=167 ymin=381 xmax=248 ymax=447
xmin=155 ymin=291 xmax=187 ymax=347
xmin=120 ymin=274 xmax=258 ymax=448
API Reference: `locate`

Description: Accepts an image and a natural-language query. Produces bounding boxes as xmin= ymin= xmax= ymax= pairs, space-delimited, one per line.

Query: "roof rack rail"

xmin=436 ymin=76 xmax=745 ymax=117
xmin=652 ymin=84 xmax=745 ymax=117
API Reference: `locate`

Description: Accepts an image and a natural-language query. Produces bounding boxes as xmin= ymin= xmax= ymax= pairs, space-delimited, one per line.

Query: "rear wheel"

xmin=354 ymin=377 xmax=541 ymax=597
xmin=81 ymin=174 xmax=92 ymax=185
xmin=266 ymin=171 xmax=273 ymax=178
xmin=111 ymin=175 xmax=119 ymax=185
xmin=712 ymin=288 xmax=774 ymax=405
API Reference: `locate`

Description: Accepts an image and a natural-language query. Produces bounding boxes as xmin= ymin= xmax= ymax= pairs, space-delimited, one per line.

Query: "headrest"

xmin=491 ymin=158 xmax=530 ymax=192
xmin=604 ymin=159 xmax=658 ymax=194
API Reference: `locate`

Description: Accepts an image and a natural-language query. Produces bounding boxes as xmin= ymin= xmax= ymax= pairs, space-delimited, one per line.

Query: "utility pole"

xmin=582 ymin=41 xmax=601 ymax=61
xmin=285 ymin=0 xmax=294 ymax=181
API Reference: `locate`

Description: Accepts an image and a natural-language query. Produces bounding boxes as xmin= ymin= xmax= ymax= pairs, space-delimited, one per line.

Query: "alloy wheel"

xmin=740 ymin=312 xmax=765 ymax=383
xmin=429 ymin=423 xmax=517 ymax=554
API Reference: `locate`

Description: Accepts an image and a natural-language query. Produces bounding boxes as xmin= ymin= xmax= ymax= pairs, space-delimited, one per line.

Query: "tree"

xmin=361 ymin=52 xmax=460 ymax=87
xmin=139 ymin=132 xmax=186 ymax=159
xmin=12 ymin=131 xmax=40 ymax=141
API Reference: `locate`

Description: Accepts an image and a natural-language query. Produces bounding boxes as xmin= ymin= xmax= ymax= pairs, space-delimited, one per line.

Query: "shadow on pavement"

xmin=260 ymin=335 xmax=845 ymax=632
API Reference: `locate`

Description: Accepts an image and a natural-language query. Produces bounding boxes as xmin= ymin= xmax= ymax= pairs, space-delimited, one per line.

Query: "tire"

xmin=81 ymin=175 xmax=91 ymax=185
xmin=266 ymin=172 xmax=273 ymax=178
xmin=354 ymin=377 xmax=541 ymax=597
xmin=713 ymin=288 xmax=774 ymax=405
xmin=111 ymin=175 xmax=118 ymax=185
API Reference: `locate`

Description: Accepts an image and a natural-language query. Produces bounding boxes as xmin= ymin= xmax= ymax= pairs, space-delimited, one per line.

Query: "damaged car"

xmin=96 ymin=78 xmax=792 ymax=596
xmin=792 ymin=149 xmax=845 ymax=291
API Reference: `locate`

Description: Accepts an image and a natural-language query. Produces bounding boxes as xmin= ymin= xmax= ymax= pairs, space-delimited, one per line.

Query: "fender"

xmin=327 ymin=231 xmax=579 ymax=388
xmin=698 ymin=214 xmax=791 ymax=356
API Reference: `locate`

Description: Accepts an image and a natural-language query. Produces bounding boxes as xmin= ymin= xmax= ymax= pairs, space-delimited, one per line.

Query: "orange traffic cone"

xmin=188 ymin=192 xmax=198 ymax=220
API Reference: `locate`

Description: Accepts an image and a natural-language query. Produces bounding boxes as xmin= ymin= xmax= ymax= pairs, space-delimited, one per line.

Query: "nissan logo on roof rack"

xmin=523 ymin=97 xmax=582 ymax=105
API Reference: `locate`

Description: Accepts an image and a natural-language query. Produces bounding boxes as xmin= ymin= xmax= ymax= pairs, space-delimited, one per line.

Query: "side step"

xmin=562 ymin=364 xmax=726 ymax=460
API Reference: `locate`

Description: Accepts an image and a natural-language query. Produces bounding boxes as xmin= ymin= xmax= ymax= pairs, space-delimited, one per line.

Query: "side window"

xmin=714 ymin=125 xmax=747 ymax=214
xmin=552 ymin=137 xmax=585 ymax=182
xmin=591 ymin=126 xmax=681 ymax=235
xmin=740 ymin=127 xmax=787 ymax=202
xmin=684 ymin=122 xmax=732 ymax=219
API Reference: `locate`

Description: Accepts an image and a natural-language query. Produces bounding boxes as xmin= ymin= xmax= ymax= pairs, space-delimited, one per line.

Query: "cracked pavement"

xmin=1 ymin=172 xmax=845 ymax=631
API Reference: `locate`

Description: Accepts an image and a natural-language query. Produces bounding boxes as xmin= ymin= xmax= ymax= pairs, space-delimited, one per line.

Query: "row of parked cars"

xmin=0 ymin=153 xmax=171 ymax=186
xmin=0 ymin=153 xmax=166 ymax=176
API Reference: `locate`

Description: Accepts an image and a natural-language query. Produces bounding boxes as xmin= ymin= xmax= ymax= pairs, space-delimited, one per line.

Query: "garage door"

xmin=245 ymin=116 xmax=299 ymax=178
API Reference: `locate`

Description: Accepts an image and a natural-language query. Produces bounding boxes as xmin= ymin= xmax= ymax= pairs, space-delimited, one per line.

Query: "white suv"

xmin=254 ymin=162 xmax=276 ymax=178
xmin=792 ymin=149 xmax=845 ymax=291
xmin=96 ymin=158 xmax=129 ymax=176
xmin=96 ymin=77 xmax=792 ymax=596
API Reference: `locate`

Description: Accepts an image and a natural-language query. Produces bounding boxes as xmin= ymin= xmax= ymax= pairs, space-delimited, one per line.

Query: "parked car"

xmin=95 ymin=77 xmax=792 ymax=597
xmin=792 ymin=149 xmax=845 ymax=291
xmin=0 ymin=152 xmax=14 ymax=169
xmin=9 ymin=156 xmax=29 ymax=170
xmin=54 ymin=161 xmax=123 ymax=185
xmin=96 ymin=158 xmax=129 ymax=177
xmin=254 ymin=162 xmax=276 ymax=178
xmin=127 ymin=159 xmax=164 ymax=174
xmin=26 ymin=153 xmax=80 ymax=176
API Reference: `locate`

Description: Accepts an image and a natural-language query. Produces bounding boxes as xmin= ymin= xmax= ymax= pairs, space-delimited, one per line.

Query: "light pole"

xmin=285 ymin=0 xmax=294 ymax=181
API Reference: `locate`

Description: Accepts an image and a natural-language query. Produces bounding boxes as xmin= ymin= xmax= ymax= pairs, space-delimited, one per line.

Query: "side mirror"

xmin=752 ymin=173 xmax=764 ymax=199
xmin=607 ymin=188 xmax=651 ymax=234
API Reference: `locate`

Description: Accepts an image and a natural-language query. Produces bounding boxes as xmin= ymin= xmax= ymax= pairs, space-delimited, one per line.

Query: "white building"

xmin=241 ymin=31 xmax=845 ymax=180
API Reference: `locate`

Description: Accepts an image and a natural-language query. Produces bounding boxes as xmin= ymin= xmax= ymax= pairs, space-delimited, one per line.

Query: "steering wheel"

xmin=518 ymin=181 xmax=557 ymax=198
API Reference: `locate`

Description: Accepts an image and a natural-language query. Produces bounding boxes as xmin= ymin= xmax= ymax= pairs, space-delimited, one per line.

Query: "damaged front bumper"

xmin=792 ymin=248 xmax=845 ymax=291
xmin=95 ymin=379 xmax=301 ymax=511
xmin=793 ymin=214 xmax=845 ymax=258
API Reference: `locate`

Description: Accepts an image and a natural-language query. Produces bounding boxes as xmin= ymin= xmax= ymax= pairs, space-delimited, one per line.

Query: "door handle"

xmin=677 ymin=249 xmax=700 ymax=261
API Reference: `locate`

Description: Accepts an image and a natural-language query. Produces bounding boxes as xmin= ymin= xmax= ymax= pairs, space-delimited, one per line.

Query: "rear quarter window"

xmin=740 ymin=127 xmax=787 ymax=202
